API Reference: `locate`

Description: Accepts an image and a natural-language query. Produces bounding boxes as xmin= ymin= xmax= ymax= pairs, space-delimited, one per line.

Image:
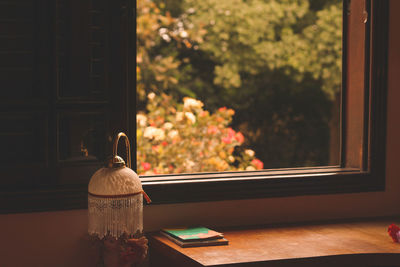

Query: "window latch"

xmin=362 ymin=10 xmax=368 ymax=24
xmin=362 ymin=0 xmax=368 ymax=24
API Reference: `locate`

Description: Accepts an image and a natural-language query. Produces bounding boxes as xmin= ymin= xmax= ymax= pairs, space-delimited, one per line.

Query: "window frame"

xmin=139 ymin=0 xmax=389 ymax=204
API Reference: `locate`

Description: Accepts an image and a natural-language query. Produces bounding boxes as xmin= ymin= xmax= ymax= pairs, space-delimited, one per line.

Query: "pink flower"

xmin=141 ymin=162 xmax=151 ymax=171
xmin=235 ymin=132 xmax=244 ymax=143
xmin=251 ymin=158 xmax=264 ymax=170
xmin=218 ymin=107 xmax=235 ymax=116
xmin=388 ymin=224 xmax=400 ymax=242
xmin=221 ymin=128 xmax=239 ymax=144
xmin=227 ymin=128 xmax=236 ymax=138
xmin=222 ymin=137 xmax=232 ymax=144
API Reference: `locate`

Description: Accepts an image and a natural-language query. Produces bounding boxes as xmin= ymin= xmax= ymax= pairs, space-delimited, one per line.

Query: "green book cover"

xmin=161 ymin=227 xmax=223 ymax=241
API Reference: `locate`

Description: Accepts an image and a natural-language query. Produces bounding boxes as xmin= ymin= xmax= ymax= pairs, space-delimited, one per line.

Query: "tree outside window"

xmin=136 ymin=0 xmax=342 ymax=175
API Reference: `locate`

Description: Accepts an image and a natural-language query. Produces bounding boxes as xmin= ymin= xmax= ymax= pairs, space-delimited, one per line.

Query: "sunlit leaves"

xmin=136 ymin=0 xmax=342 ymax=169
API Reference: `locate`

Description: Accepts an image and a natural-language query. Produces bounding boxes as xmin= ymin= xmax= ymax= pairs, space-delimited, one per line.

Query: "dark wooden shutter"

xmin=0 ymin=0 xmax=134 ymax=212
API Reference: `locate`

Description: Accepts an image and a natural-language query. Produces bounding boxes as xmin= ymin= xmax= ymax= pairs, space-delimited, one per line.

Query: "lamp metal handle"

xmin=112 ymin=132 xmax=131 ymax=168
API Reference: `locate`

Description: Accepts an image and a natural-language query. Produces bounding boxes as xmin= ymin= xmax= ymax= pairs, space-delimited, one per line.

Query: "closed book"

xmin=160 ymin=230 xmax=229 ymax=248
xmin=161 ymin=227 xmax=224 ymax=241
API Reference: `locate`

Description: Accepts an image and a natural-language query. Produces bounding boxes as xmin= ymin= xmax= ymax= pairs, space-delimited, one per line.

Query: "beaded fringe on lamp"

xmin=88 ymin=194 xmax=143 ymax=238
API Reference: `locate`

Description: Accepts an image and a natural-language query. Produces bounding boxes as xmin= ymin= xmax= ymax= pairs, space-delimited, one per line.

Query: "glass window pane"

xmin=137 ymin=0 xmax=342 ymax=175
xmin=58 ymin=113 xmax=107 ymax=162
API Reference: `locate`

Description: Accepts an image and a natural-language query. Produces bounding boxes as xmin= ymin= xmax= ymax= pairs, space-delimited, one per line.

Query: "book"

xmin=162 ymin=227 xmax=224 ymax=241
xmin=160 ymin=227 xmax=229 ymax=248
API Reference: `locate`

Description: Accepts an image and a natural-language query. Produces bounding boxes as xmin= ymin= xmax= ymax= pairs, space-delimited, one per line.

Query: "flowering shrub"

xmin=137 ymin=93 xmax=264 ymax=175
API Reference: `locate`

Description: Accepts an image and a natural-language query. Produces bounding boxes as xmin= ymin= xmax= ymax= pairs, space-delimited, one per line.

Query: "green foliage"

xmin=300 ymin=3 xmax=343 ymax=98
xmin=183 ymin=0 xmax=310 ymax=90
xmin=183 ymin=0 xmax=342 ymax=99
xmin=136 ymin=0 xmax=343 ymax=170
xmin=137 ymin=0 xmax=206 ymax=101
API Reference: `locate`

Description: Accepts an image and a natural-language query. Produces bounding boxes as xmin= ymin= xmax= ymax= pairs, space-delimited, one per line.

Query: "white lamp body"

xmin=88 ymin=166 xmax=144 ymax=238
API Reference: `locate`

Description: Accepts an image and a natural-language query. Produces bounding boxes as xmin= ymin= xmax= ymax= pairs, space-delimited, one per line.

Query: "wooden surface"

xmin=149 ymin=219 xmax=400 ymax=267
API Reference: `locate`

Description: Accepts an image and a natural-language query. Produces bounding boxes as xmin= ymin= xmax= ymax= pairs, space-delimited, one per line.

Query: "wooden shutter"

xmin=0 ymin=0 xmax=134 ymax=212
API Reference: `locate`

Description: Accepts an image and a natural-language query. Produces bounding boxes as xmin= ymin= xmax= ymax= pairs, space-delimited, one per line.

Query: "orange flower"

xmin=156 ymin=116 xmax=165 ymax=124
xmin=183 ymin=39 xmax=192 ymax=48
xmin=199 ymin=111 xmax=209 ymax=117
xmin=207 ymin=125 xmax=219 ymax=134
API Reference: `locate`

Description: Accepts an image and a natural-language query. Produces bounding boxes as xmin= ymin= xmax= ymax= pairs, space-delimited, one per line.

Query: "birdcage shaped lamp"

xmin=88 ymin=132 xmax=151 ymax=238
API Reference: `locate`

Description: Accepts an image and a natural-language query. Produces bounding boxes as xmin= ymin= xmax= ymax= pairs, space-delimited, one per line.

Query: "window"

xmin=137 ymin=0 xmax=343 ymax=175
xmin=0 ymin=0 xmax=388 ymax=212
xmin=139 ymin=0 xmax=389 ymax=204
xmin=137 ymin=0 xmax=345 ymax=176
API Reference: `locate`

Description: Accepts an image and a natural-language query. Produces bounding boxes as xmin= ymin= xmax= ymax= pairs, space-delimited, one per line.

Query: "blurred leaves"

xmin=136 ymin=0 xmax=342 ymax=170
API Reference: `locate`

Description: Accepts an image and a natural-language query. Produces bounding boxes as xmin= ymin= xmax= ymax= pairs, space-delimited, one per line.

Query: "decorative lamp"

xmin=88 ymin=132 xmax=151 ymax=239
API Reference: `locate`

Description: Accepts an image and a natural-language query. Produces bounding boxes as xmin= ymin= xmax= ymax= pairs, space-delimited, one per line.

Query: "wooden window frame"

xmin=0 ymin=0 xmax=388 ymax=213
xmin=139 ymin=0 xmax=389 ymax=204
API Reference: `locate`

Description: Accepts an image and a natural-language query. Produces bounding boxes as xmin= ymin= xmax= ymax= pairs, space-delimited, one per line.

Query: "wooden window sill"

xmin=148 ymin=218 xmax=400 ymax=267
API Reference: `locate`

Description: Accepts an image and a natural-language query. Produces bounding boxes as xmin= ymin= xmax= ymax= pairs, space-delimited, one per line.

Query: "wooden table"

xmin=148 ymin=218 xmax=400 ymax=267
